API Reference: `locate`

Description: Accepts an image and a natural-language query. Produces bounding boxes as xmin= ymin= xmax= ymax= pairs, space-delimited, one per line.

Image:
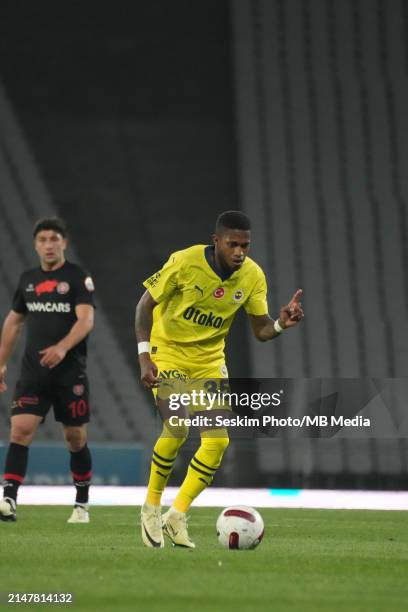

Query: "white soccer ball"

xmin=216 ymin=505 xmax=264 ymax=550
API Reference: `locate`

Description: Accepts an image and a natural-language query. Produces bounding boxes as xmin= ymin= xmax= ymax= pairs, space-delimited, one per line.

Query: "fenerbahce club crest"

xmin=233 ymin=289 xmax=244 ymax=302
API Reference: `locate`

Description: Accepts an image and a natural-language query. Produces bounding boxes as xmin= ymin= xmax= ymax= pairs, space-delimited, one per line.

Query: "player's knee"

xmin=64 ymin=426 xmax=87 ymax=452
xmin=10 ymin=427 xmax=33 ymax=446
xmin=10 ymin=421 xmax=37 ymax=445
xmin=201 ymin=435 xmax=230 ymax=454
xmin=157 ymin=435 xmax=187 ymax=460
xmin=163 ymin=421 xmax=189 ymax=442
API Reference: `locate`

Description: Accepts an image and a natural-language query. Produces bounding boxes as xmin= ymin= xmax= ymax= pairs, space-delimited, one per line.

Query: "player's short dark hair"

xmin=33 ymin=217 xmax=67 ymax=238
xmin=215 ymin=211 xmax=251 ymax=234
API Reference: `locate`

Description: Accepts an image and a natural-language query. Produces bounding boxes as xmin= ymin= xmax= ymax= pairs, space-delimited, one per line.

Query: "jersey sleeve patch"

xmin=145 ymin=271 xmax=161 ymax=290
xmin=143 ymin=252 xmax=181 ymax=302
xmin=73 ymin=268 xmax=95 ymax=306
xmin=84 ymin=276 xmax=95 ymax=292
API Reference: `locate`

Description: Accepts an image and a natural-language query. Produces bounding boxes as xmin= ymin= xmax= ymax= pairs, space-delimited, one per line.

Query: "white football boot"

xmin=0 ymin=497 xmax=16 ymax=522
xmin=141 ymin=503 xmax=164 ymax=548
xmin=67 ymin=504 xmax=90 ymax=524
xmin=162 ymin=507 xmax=195 ymax=549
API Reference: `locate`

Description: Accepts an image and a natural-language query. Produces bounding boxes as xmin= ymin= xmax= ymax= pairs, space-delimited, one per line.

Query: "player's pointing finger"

xmin=289 ymin=289 xmax=303 ymax=304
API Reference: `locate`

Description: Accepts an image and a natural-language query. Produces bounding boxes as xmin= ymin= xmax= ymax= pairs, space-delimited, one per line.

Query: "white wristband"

xmin=138 ymin=341 xmax=150 ymax=355
xmin=274 ymin=319 xmax=284 ymax=334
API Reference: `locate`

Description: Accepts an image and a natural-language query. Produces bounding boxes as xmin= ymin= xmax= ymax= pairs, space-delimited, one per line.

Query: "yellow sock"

xmin=173 ymin=434 xmax=229 ymax=513
xmin=146 ymin=435 xmax=185 ymax=506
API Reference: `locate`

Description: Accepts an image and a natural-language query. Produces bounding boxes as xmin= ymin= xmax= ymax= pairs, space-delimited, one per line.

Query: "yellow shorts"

xmin=151 ymin=348 xmax=231 ymax=417
xmin=151 ymin=343 xmax=228 ymax=380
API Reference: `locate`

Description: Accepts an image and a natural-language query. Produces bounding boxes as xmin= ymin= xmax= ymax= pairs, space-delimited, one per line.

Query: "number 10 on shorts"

xmin=68 ymin=399 xmax=88 ymax=418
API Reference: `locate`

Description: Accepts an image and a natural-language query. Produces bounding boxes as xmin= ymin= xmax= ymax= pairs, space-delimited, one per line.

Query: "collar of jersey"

xmin=39 ymin=261 xmax=68 ymax=274
xmin=204 ymin=246 xmax=235 ymax=282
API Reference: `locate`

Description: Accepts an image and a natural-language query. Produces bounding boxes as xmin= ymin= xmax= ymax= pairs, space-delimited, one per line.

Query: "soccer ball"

xmin=216 ymin=505 xmax=264 ymax=550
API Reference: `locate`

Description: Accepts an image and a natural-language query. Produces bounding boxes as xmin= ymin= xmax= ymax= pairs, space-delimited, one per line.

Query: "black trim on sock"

xmin=156 ymin=471 xmax=168 ymax=479
xmin=190 ymin=463 xmax=213 ymax=479
xmin=153 ymin=450 xmax=176 ymax=463
xmin=192 ymin=455 xmax=217 ymax=472
xmin=152 ymin=457 xmax=173 ymax=471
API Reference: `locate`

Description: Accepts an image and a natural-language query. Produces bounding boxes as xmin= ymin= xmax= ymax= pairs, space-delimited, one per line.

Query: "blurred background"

xmin=0 ymin=0 xmax=407 ymax=491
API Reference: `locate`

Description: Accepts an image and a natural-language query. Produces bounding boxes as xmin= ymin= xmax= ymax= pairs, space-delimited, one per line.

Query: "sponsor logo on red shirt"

xmin=35 ymin=279 xmax=58 ymax=296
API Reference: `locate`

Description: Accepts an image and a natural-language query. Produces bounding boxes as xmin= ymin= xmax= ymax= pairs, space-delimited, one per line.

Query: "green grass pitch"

xmin=1 ymin=506 xmax=407 ymax=611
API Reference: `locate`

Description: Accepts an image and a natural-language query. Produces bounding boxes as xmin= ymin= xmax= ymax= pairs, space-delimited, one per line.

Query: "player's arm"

xmin=249 ymin=289 xmax=304 ymax=341
xmin=135 ymin=290 xmax=159 ymax=389
xmin=39 ymin=304 xmax=94 ymax=369
xmin=0 ymin=310 xmax=26 ymax=392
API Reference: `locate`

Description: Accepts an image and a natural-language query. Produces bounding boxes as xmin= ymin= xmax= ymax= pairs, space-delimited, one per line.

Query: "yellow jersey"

xmin=143 ymin=245 xmax=268 ymax=365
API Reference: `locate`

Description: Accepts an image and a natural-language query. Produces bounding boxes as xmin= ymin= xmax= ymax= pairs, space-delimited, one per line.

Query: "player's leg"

xmin=162 ymin=428 xmax=229 ymax=548
xmin=63 ymin=424 xmax=91 ymax=524
xmin=1 ymin=379 xmax=48 ymax=522
xmin=141 ymin=364 xmax=189 ymax=547
xmin=171 ymin=429 xmax=230 ymax=512
xmin=163 ymin=370 xmax=230 ymax=548
xmin=1 ymin=413 xmax=42 ymax=521
xmin=142 ymin=430 xmax=186 ymax=547
xmin=146 ymin=411 xmax=189 ymax=505
xmin=142 ymin=415 xmax=189 ymax=546
xmin=142 ymin=420 xmax=189 ymax=546
xmin=54 ymin=376 xmax=91 ymax=524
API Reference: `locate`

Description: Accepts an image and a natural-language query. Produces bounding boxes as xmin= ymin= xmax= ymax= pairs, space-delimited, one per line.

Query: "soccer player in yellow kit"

xmin=135 ymin=211 xmax=304 ymax=548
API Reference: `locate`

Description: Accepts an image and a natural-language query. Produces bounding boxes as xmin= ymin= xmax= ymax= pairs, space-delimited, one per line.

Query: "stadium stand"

xmin=0 ymin=83 xmax=155 ymax=443
xmin=232 ymin=0 xmax=408 ymax=378
xmin=232 ymin=0 xmax=408 ymax=487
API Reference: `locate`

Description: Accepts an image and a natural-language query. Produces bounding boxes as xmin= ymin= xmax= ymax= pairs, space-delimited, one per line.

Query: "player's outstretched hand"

xmin=0 ymin=364 xmax=7 ymax=392
xmin=139 ymin=353 xmax=159 ymax=390
xmin=279 ymin=289 xmax=304 ymax=329
xmin=39 ymin=344 xmax=67 ymax=368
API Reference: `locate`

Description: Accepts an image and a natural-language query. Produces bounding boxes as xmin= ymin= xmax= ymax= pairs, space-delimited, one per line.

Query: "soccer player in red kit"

xmin=0 ymin=218 xmax=95 ymax=523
